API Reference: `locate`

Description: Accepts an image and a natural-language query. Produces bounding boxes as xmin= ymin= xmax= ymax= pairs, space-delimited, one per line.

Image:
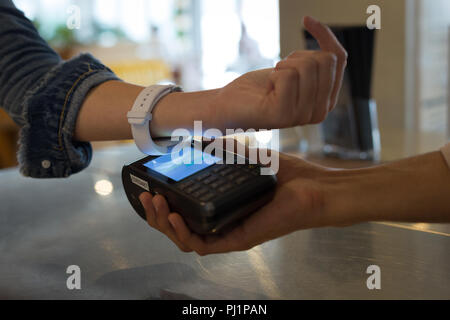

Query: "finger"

xmin=168 ymin=213 xmax=245 ymax=256
xmin=310 ymin=52 xmax=337 ymax=121
xmin=303 ymin=16 xmax=347 ymax=111
xmin=153 ymin=195 xmax=192 ymax=252
xmin=139 ymin=192 xmax=157 ymax=228
xmin=268 ymin=68 xmax=298 ymax=125
xmin=153 ymin=194 xmax=173 ymax=232
xmin=203 ymin=182 xmax=307 ymax=255
xmin=282 ymin=51 xmax=337 ymax=115
xmin=203 ymin=225 xmax=255 ymax=255
xmin=304 ymin=16 xmax=344 ymax=53
xmin=276 ymin=58 xmax=318 ymax=125
xmin=168 ymin=214 xmax=211 ymax=255
xmin=170 ymin=210 xmax=263 ymax=256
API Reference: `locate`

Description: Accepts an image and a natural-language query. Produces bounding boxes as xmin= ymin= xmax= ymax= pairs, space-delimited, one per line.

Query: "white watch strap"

xmin=127 ymin=85 xmax=182 ymax=155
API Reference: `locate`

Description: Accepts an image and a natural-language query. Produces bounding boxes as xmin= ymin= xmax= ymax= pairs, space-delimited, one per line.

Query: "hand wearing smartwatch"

xmin=74 ymin=17 xmax=348 ymax=146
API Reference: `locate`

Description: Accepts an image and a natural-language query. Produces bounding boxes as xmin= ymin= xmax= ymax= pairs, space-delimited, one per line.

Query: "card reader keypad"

xmin=176 ymin=164 xmax=261 ymax=203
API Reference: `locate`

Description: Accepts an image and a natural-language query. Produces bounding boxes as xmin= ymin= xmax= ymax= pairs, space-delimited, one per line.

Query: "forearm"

xmin=74 ymin=80 xmax=220 ymax=142
xmin=325 ymin=151 xmax=450 ymax=226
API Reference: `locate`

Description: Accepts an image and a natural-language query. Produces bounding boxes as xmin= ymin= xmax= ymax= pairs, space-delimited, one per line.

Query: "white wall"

xmin=415 ymin=0 xmax=450 ymax=153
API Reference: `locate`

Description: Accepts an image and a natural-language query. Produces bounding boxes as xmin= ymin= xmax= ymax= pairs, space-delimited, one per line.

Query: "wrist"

xmin=321 ymin=151 xmax=450 ymax=226
xmin=150 ymin=88 xmax=221 ymax=137
xmin=321 ymin=168 xmax=380 ymax=227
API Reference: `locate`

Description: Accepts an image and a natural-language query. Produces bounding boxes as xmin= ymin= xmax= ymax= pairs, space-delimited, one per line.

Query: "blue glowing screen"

xmin=143 ymin=148 xmax=221 ymax=182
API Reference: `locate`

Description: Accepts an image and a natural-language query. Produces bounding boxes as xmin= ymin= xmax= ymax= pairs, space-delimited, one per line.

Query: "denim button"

xmin=41 ymin=160 xmax=51 ymax=169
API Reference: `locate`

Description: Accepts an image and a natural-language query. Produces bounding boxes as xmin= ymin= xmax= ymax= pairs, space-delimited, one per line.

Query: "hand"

xmin=74 ymin=17 xmax=346 ymax=143
xmin=214 ymin=16 xmax=347 ymax=130
xmin=139 ymin=153 xmax=336 ymax=255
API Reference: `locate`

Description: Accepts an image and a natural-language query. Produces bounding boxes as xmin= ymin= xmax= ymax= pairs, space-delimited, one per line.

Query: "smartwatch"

xmin=127 ymin=85 xmax=182 ymax=155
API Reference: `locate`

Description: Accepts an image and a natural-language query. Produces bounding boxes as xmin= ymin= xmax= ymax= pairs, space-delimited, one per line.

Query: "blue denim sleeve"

xmin=0 ymin=0 xmax=120 ymax=178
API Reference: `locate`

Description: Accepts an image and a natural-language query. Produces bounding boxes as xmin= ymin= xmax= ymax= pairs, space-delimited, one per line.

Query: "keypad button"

xmin=227 ymin=171 xmax=241 ymax=180
xmin=196 ymin=172 xmax=211 ymax=182
xmin=185 ymin=184 xmax=202 ymax=194
xmin=212 ymin=166 xmax=226 ymax=173
xmin=199 ymin=193 xmax=215 ymax=202
xmin=235 ymin=175 xmax=250 ymax=185
xmin=210 ymin=180 xmax=225 ymax=189
xmin=177 ymin=180 xmax=194 ymax=190
xmin=219 ymin=167 xmax=234 ymax=177
xmin=218 ymin=183 xmax=233 ymax=193
xmin=192 ymin=188 xmax=209 ymax=199
xmin=203 ymin=175 xmax=219 ymax=185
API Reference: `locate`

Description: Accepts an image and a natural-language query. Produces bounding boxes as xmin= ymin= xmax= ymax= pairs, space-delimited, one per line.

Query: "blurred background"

xmin=0 ymin=0 xmax=449 ymax=169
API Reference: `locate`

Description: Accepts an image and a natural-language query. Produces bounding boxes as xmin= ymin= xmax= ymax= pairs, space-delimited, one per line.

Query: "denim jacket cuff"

xmin=18 ymin=53 xmax=120 ymax=178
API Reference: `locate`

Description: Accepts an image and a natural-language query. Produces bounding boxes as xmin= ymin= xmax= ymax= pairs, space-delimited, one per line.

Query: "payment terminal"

xmin=122 ymin=145 xmax=277 ymax=235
